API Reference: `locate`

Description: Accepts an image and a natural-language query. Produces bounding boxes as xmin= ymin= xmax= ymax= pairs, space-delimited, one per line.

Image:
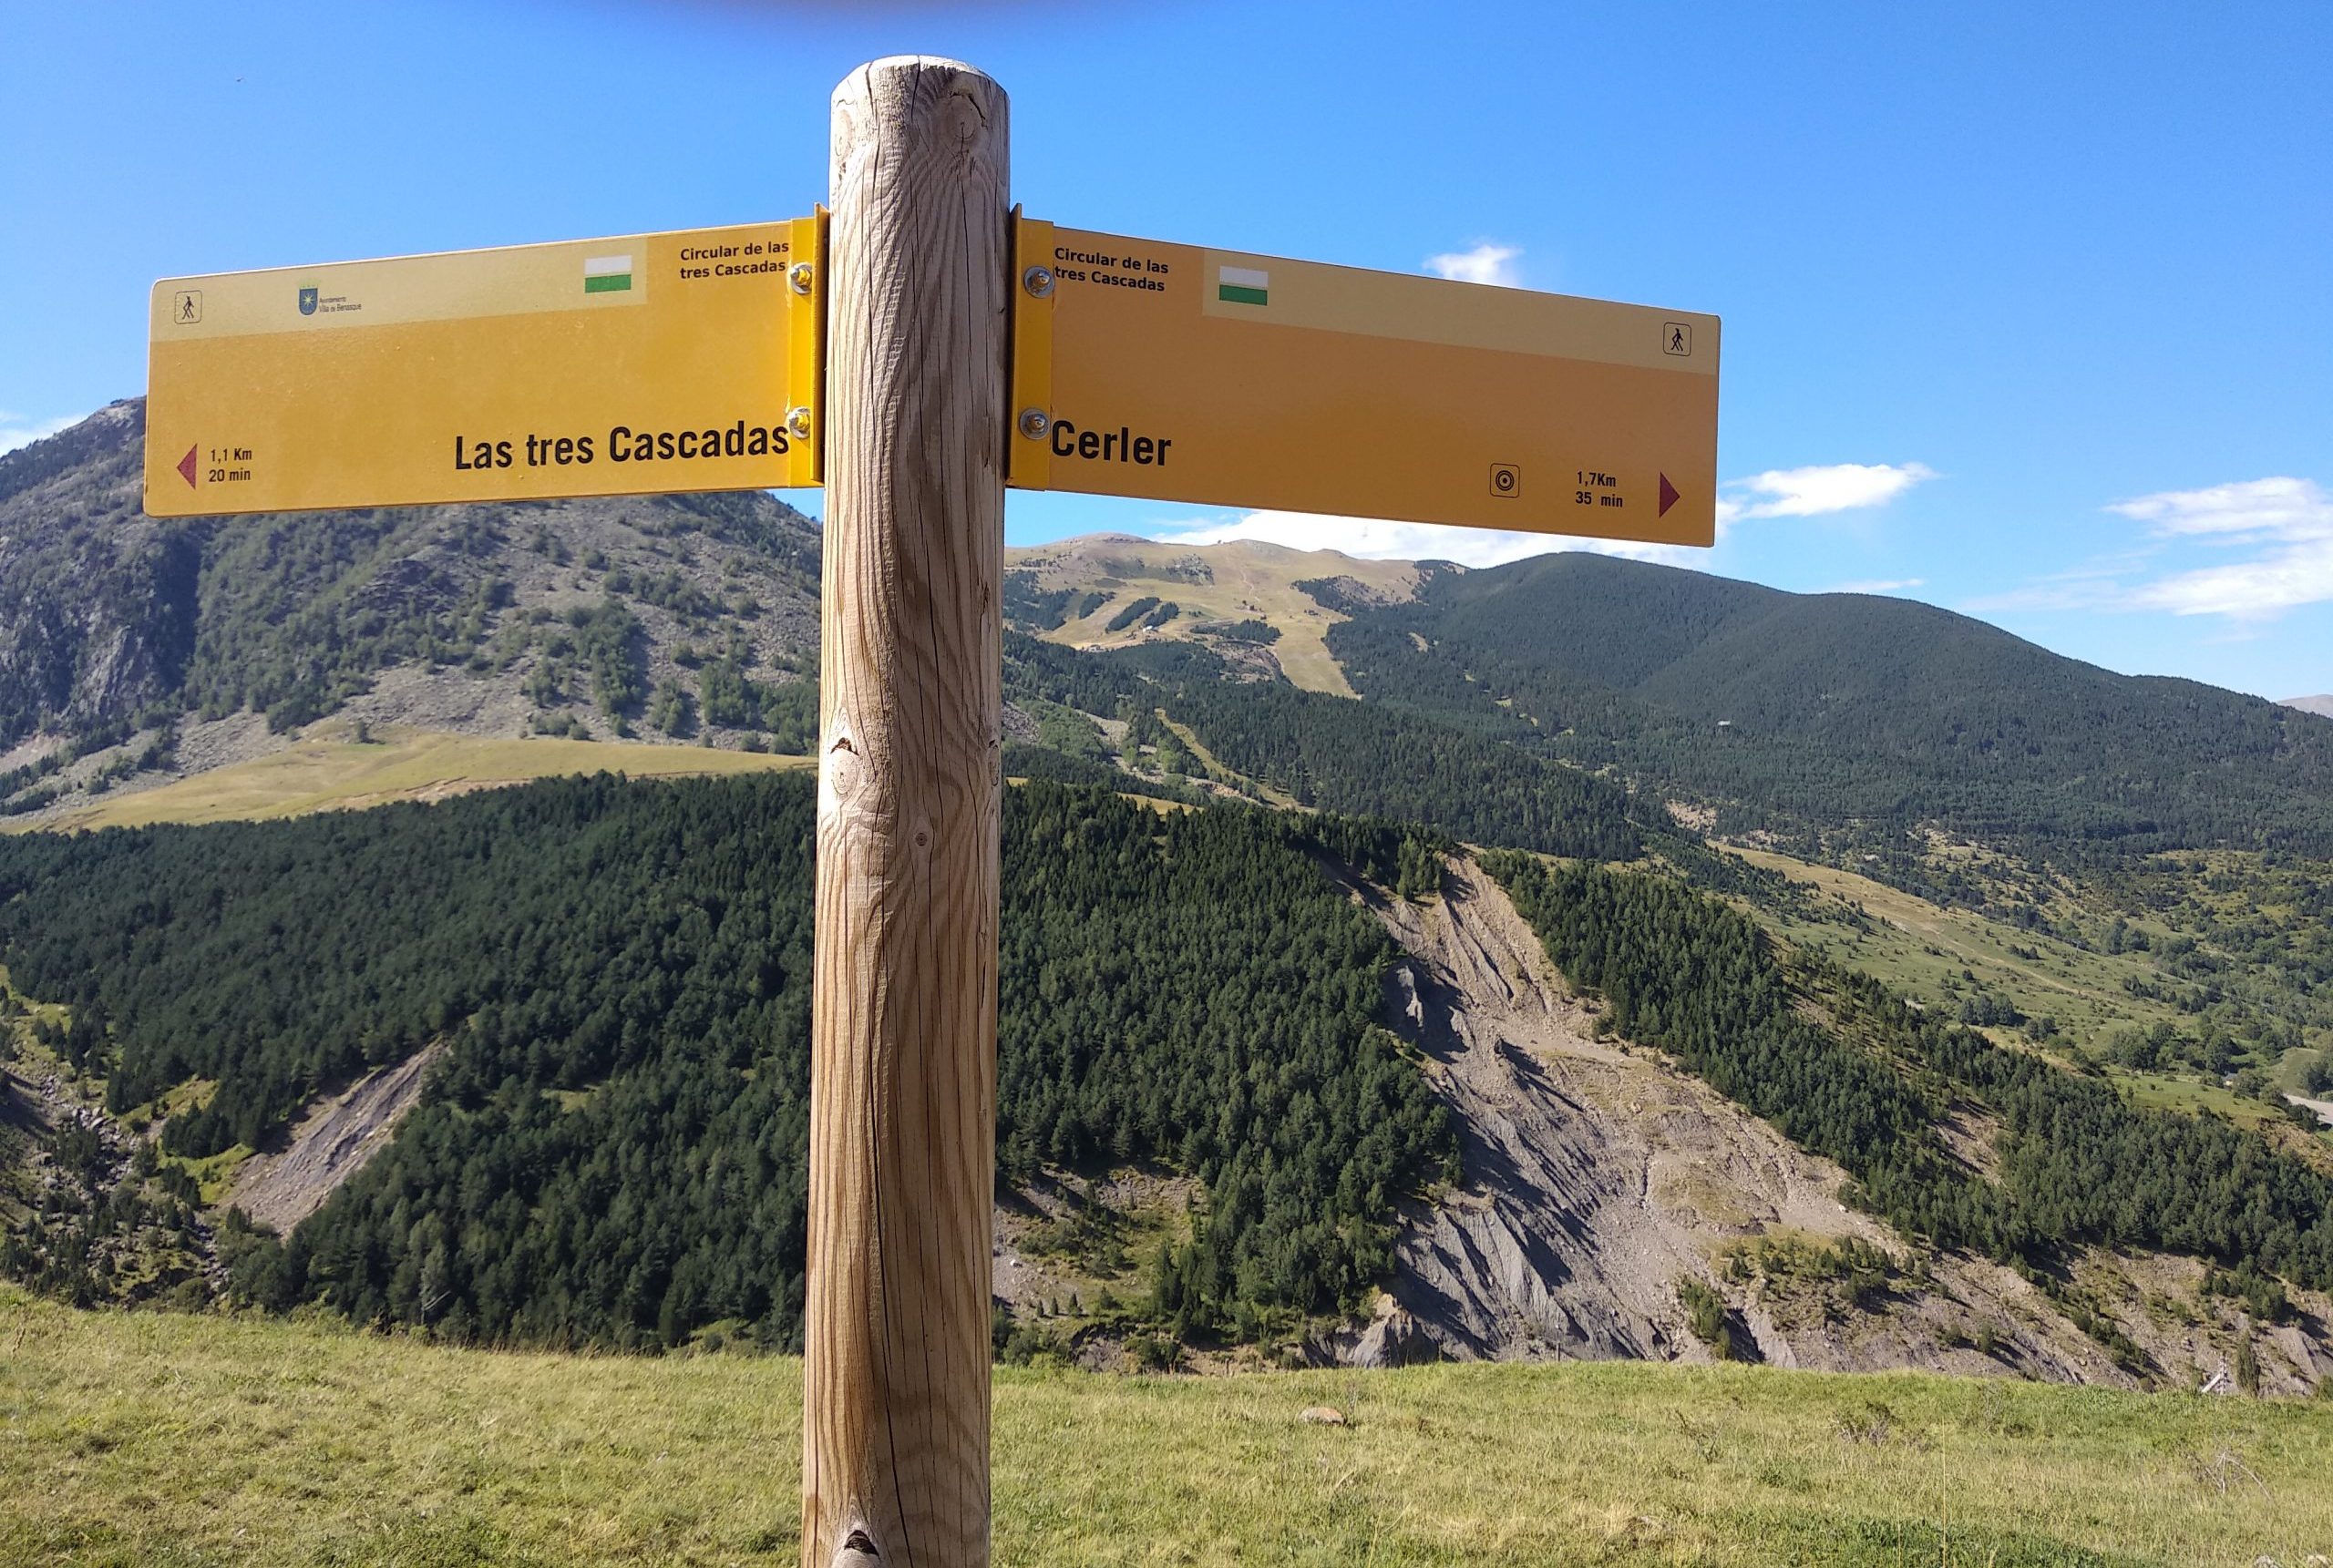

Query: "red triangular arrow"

xmin=1658 ymin=473 xmax=1680 ymax=517
xmin=177 ymin=444 xmax=199 ymax=488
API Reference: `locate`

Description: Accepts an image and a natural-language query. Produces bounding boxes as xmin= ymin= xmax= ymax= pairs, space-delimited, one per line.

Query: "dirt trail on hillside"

xmin=229 ymin=1042 xmax=445 ymax=1233
xmin=1348 ymin=856 xmax=2157 ymax=1383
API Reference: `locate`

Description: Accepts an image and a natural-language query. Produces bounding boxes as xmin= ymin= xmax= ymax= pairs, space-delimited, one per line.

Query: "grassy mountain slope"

xmin=14 ymin=401 xmax=2323 ymax=875
xmin=1726 ymin=845 xmax=2333 ymax=1155
xmin=1002 ymin=533 xmax=1422 ymax=695
xmin=1000 ymin=630 xmax=1654 ymax=861
xmin=11 ymin=1287 xmax=2332 ymax=1567
xmin=8 ymin=729 xmax=809 ymax=833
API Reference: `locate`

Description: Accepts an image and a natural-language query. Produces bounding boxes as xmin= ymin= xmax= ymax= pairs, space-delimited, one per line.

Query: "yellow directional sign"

xmin=1008 ymin=219 xmax=1719 ymax=547
xmin=146 ymin=216 xmax=825 ymax=517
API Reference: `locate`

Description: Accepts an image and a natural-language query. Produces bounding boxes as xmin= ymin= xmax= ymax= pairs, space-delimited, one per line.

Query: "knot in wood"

xmin=831 ymin=1526 xmax=883 ymax=1567
xmin=941 ymin=85 xmax=989 ymax=147
xmin=823 ymin=728 xmax=867 ymax=805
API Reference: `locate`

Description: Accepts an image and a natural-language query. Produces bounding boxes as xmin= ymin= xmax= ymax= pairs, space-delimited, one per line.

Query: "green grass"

xmin=173 ymin=1141 xmax=254 ymax=1206
xmin=1726 ymin=845 xmax=2186 ymax=1053
xmin=2113 ymin=1069 xmax=2294 ymax=1131
xmin=1721 ymin=845 xmax=2333 ymax=1167
xmin=5 ymin=1290 xmax=2331 ymax=1566
xmin=11 ymin=731 xmax=811 ymax=835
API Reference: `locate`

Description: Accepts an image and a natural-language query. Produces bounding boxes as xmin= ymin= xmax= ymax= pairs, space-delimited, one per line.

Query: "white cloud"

xmin=1965 ymin=477 xmax=2333 ymax=622
xmin=2108 ymin=477 xmax=2329 ymax=542
xmin=1823 ymin=578 xmax=1927 ymax=596
xmin=1722 ymin=462 xmax=1938 ymax=522
xmin=1424 ymin=242 xmax=1521 ymax=287
xmin=1160 ymin=509 xmax=1693 ymax=568
xmin=2125 ymin=543 xmax=2333 ymax=619
xmin=1154 ymin=456 xmax=1939 ymax=569
xmin=2109 ymin=478 xmax=2323 ymax=620
xmin=2103 ymin=478 xmax=2333 ymax=620
xmin=0 ymin=412 xmax=77 ymax=456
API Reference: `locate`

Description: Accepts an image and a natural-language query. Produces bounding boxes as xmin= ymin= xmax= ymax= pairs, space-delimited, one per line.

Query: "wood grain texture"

xmin=804 ymin=56 xmax=1009 ymax=1568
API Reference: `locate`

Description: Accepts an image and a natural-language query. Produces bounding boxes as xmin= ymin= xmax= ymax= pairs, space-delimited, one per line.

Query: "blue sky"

xmin=4 ymin=1 xmax=2328 ymax=698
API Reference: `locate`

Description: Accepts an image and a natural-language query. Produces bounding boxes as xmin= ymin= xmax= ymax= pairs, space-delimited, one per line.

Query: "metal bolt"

xmin=787 ymin=406 xmax=814 ymax=439
xmin=1022 ymin=265 xmax=1055 ymax=298
xmin=1017 ymin=407 xmax=1051 ymax=440
xmin=789 ymin=262 xmax=815 ymax=296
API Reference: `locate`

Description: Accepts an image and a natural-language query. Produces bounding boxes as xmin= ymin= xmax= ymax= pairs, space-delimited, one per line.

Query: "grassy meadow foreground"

xmin=5 ymin=1291 xmax=2331 ymax=1567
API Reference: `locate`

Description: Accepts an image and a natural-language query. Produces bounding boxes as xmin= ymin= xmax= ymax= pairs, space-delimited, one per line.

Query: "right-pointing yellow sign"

xmin=1009 ymin=218 xmax=1719 ymax=548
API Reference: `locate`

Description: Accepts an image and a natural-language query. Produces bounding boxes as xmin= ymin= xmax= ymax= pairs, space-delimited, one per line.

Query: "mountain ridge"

xmin=1308 ymin=549 xmax=2333 ymax=860
xmin=7 ymin=403 xmax=2331 ymax=872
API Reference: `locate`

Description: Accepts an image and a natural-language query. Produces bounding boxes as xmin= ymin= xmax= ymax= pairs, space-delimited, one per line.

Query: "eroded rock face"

xmin=1374 ymin=870 xmax=1688 ymax=1360
xmin=1314 ymin=1294 xmax=1441 ymax=1368
xmin=228 ymin=1042 xmax=447 ymax=1234
xmin=1349 ymin=856 xmax=2121 ymax=1378
xmin=0 ymin=403 xmax=198 ymax=744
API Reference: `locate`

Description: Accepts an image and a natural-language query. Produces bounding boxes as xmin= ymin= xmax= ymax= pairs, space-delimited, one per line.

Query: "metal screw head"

xmin=787 ymin=406 xmax=814 ymax=440
xmin=1023 ymin=265 xmax=1055 ymax=298
xmin=789 ymin=262 xmax=815 ymax=296
xmin=1017 ymin=407 xmax=1051 ymax=440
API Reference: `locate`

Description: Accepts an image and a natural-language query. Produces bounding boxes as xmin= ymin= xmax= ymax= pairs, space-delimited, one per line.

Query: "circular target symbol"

xmin=1489 ymin=463 xmax=1521 ymax=497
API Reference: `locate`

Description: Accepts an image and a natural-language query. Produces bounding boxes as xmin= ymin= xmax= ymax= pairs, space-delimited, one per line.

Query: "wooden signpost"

xmin=804 ymin=58 xmax=1008 ymax=1568
xmin=144 ymin=53 xmax=1718 ymax=1568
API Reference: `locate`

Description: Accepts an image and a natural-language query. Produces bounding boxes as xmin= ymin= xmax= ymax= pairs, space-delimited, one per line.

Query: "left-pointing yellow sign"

xmin=146 ymin=216 xmax=825 ymax=517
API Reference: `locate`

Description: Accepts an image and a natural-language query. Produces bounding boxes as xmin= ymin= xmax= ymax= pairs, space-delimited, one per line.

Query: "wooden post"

xmin=805 ymin=56 xmax=1009 ymax=1568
